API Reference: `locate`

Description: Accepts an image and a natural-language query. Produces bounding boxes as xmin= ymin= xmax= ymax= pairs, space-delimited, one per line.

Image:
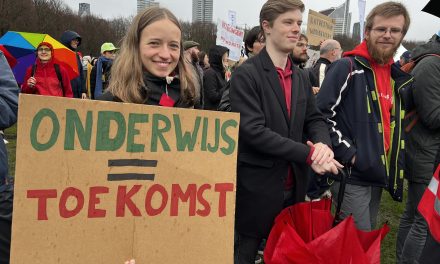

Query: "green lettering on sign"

xmin=96 ymin=111 xmax=126 ymax=151
xmin=64 ymin=109 xmax=93 ymax=150
xmin=174 ymin=114 xmax=201 ymax=152
xmin=151 ymin=114 xmax=171 ymax=152
xmin=30 ymin=108 xmax=60 ymax=151
xmin=126 ymin=113 xmax=148 ymax=153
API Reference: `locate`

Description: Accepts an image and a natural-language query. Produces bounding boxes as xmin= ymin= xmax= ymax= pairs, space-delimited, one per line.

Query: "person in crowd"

xmin=291 ymin=33 xmax=309 ymax=68
xmin=82 ymin=55 xmax=93 ymax=98
xmin=229 ymin=1 xmax=342 ymax=263
xmin=198 ymin=51 xmax=209 ymax=70
xmin=396 ymin=31 xmax=440 ymax=264
xmin=0 ymin=50 xmax=19 ymax=264
xmin=183 ymin=40 xmax=203 ymax=108
xmin=316 ymin=1 xmax=412 ymax=231
xmin=397 ymin=50 xmax=411 ymax=67
xmin=21 ymin=42 xmax=73 ymax=97
xmin=60 ymin=30 xmax=87 ymax=99
xmin=203 ymin=45 xmax=229 ymax=110
xmin=311 ymin=39 xmax=343 ymax=89
xmin=98 ymin=6 xmax=195 ymax=109
xmin=91 ymin=42 xmax=118 ymax=99
xmin=244 ymin=26 xmax=265 ymax=58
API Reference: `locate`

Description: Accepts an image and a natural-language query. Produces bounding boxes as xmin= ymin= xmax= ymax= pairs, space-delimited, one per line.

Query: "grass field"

xmin=3 ymin=124 xmax=405 ymax=263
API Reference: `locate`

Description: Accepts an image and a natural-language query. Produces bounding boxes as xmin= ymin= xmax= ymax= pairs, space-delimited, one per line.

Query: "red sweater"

xmin=344 ymin=41 xmax=393 ymax=153
xmin=21 ymin=59 xmax=73 ymax=98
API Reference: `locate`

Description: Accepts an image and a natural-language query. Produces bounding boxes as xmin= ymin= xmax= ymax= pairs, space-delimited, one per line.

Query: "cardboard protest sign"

xmin=216 ymin=19 xmax=244 ymax=61
xmin=11 ymin=94 xmax=239 ymax=264
xmin=306 ymin=10 xmax=335 ymax=46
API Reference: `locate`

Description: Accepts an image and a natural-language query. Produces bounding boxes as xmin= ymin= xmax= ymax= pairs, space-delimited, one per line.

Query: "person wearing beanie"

xmin=183 ymin=40 xmax=204 ymax=108
xmin=21 ymin=42 xmax=73 ymax=97
xmin=60 ymin=30 xmax=87 ymax=99
xmin=91 ymin=42 xmax=118 ymax=99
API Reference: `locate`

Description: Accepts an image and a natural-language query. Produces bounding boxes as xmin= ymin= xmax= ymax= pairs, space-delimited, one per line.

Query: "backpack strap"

xmin=31 ymin=64 xmax=36 ymax=77
xmin=53 ymin=64 xmax=65 ymax=97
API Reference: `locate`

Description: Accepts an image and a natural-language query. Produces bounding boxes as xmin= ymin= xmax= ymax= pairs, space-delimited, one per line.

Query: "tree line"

xmin=0 ymin=0 xmax=218 ymax=57
xmin=0 ymin=0 xmax=422 ymax=58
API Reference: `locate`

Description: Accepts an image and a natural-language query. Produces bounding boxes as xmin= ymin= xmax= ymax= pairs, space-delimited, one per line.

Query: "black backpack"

xmin=31 ymin=63 xmax=65 ymax=96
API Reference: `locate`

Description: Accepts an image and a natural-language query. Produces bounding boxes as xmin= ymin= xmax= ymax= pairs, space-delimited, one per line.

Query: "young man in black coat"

xmin=229 ymin=1 xmax=341 ymax=263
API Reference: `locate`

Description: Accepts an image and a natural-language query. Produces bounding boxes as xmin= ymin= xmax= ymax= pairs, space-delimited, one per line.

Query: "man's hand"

xmin=311 ymin=159 xmax=343 ymax=175
xmin=81 ymin=93 xmax=87 ymax=99
xmin=307 ymin=141 xmax=334 ymax=165
xmin=312 ymin=86 xmax=320 ymax=95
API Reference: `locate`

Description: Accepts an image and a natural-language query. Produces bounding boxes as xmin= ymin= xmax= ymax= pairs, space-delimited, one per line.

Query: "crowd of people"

xmin=1 ymin=0 xmax=440 ymax=263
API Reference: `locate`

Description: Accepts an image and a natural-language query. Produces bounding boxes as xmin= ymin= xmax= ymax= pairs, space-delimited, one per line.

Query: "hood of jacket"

xmin=208 ymin=45 xmax=229 ymax=72
xmin=411 ymin=34 xmax=440 ymax=60
xmin=60 ymin=30 xmax=82 ymax=51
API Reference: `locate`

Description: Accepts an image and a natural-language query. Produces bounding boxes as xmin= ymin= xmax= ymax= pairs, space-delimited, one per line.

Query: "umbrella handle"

xmin=333 ymin=168 xmax=348 ymax=227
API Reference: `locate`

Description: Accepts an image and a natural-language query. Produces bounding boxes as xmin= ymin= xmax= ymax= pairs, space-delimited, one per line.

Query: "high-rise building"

xmin=137 ymin=0 xmax=160 ymax=14
xmin=192 ymin=0 xmax=213 ymax=23
xmin=78 ymin=3 xmax=91 ymax=17
xmin=320 ymin=0 xmax=351 ymax=36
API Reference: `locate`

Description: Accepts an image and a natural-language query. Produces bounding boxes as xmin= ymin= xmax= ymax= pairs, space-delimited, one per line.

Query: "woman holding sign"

xmin=98 ymin=7 xmax=195 ymax=108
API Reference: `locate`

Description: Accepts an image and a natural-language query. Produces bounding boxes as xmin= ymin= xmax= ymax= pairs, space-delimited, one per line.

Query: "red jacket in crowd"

xmin=21 ymin=59 xmax=73 ymax=98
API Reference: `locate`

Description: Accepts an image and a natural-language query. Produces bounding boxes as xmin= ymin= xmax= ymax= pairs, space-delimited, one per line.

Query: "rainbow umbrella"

xmin=0 ymin=31 xmax=79 ymax=84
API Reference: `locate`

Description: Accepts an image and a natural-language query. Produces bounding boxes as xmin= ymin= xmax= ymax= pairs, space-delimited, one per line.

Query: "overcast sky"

xmin=63 ymin=0 xmax=438 ymax=41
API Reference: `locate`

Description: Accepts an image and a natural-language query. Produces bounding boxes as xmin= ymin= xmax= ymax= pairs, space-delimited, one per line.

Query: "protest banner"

xmin=10 ymin=94 xmax=239 ymax=264
xmin=306 ymin=10 xmax=335 ymax=46
xmin=216 ymin=19 xmax=244 ymax=61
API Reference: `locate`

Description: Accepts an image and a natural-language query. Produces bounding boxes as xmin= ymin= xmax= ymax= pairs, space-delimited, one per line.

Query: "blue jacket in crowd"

xmin=0 ymin=51 xmax=19 ymax=191
xmin=317 ymin=54 xmax=413 ymax=202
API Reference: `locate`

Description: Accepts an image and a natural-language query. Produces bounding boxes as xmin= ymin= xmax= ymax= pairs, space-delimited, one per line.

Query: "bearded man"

xmin=316 ymin=1 xmax=412 ymax=231
xmin=183 ymin=40 xmax=204 ymax=109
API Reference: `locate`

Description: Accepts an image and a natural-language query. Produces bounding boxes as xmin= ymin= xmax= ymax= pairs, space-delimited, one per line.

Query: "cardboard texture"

xmin=10 ymin=94 xmax=239 ymax=264
xmin=306 ymin=10 xmax=335 ymax=46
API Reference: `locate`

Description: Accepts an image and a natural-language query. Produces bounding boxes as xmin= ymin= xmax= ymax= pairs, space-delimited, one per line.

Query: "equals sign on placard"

xmin=107 ymin=159 xmax=158 ymax=181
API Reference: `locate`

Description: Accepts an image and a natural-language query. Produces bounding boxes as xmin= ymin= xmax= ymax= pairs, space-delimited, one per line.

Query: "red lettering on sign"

xmin=170 ymin=184 xmax=197 ymax=216
xmin=215 ymin=183 xmax=234 ymax=217
xmin=88 ymin=186 xmax=109 ymax=218
xmin=145 ymin=184 xmax=168 ymax=216
xmin=196 ymin=184 xmax=211 ymax=217
xmin=27 ymin=189 xmax=57 ymax=220
xmin=59 ymin=187 xmax=85 ymax=218
xmin=116 ymin=185 xmax=142 ymax=217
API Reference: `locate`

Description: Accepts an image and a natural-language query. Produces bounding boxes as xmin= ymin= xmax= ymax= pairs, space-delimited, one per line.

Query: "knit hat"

xmin=100 ymin=42 xmax=119 ymax=54
xmin=183 ymin=40 xmax=200 ymax=51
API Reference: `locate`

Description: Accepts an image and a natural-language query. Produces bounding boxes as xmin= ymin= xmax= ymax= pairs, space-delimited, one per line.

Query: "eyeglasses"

xmin=371 ymin=27 xmax=403 ymax=37
xmin=37 ymin=48 xmax=51 ymax=52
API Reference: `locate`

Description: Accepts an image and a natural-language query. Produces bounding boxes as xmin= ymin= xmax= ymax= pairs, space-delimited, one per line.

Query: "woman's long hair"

xmin=108 ymin=7 xmax=195 ymax=105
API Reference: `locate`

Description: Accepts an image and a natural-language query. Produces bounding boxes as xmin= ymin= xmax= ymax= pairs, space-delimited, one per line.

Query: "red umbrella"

xmin=264 ymin=199 xmax=390 ymax=264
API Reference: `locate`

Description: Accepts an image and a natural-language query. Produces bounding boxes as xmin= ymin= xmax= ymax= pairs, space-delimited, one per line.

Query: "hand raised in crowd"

xmin=307 ymin=141 xmax=334 ymax=165
xmin=27 ymin=76 xmax=36 ymax=87
xmin=124 ymin=259 xmax=135 ymax=264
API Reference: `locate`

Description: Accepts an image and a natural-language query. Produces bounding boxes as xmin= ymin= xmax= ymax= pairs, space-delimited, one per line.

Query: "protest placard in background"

xmin=10 ymin=94 xmax=239 ymax=264
xmin=306 ymin=10 xmax=335 ymax=46
xmin=216 ymin=19 xmax=244 ymax=61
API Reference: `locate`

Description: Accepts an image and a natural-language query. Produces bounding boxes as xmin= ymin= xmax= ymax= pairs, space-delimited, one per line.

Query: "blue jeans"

xmin=396 ymin=181 xmax=428 ymax=264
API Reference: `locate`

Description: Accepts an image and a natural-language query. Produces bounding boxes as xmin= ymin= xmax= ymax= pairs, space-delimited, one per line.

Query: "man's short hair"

xmin=260 ymin=0 xmax=305 ymax=28
xmin=320 ymin=40 xmax=338 ymax=55
xmin=365 ymin=1 xmax=410 ymax=37
xmin=299 ymin=33 xmax=308 ymax=42
xmin=244 ymin=26 xmax=263 ymax=56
